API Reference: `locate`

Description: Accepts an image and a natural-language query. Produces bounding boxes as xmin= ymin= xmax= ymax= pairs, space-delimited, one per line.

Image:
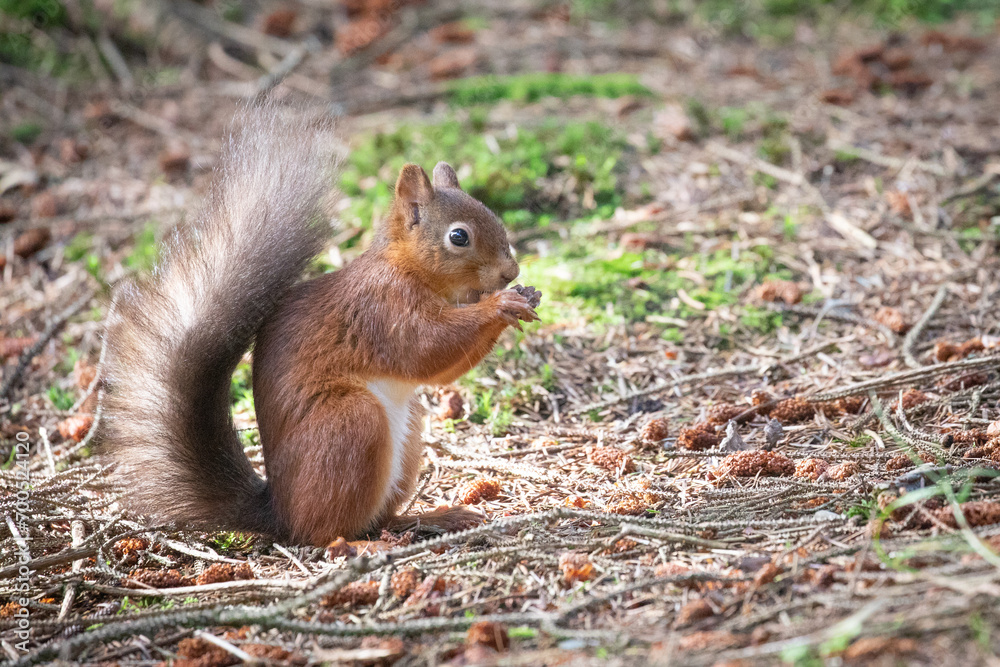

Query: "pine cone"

xmin=939 ymin=371 xmax=989 ymax=392
xmin=405 ymin=575 xmax=448 ymax=606
xmin=74 ymin=359 xmax=98 ymax=390
xmin=467 ymin=621 xmax=509 ymax=652
xmin=391 ymin=568 xmax=421 ymax=598
xmin=675 ymin=598 xmax=714 ymax=627
xmin=959 ymin=337 xmax=985 ymax=357
xmin=933 ymin=501 xmax=1000 ymax=528
xmin=769 ymin=397 xmax=815 ymax=424
xmin=751 ymin=389 xmax=775 ymax=415
xmin=677 ymin=423 xmax=721 ymax=451
xmin=885 ymin=454 xmax=914 ymax=471
xmin=934 ymin=340 xmax=960 ymax=362
xmin=718 ymin=450 xmax=795 ymax=477
xmin=195 ymin=562 xmax=251 ymax=586
xmin=892 ymin=389 xmax=929 ymax=411
xmin=612 ymin=538 xmax=637 ymax=553
xmin=821 ymin=396 xmax=865 ymax=416
xmin=0 ymin=336 xmax=36 ymax=359
xmin=755 ymin=280 xmax=802 ymax=305
xmin=57 ymin=413 xmax=93 ymax=442
xmin=874 ymin=306 xmax=910 ymax=334
xmin=950 ymin=429 xmax=989 ymax=447
xmin=325 ymin=537 xmax=357 ymax=560
xmin=793 ymin=458 xmax=829 ymax=480
xmin=437 ymin=390 xmax=464 ymax=420
xmin=654 ymin=562 xmax=695 ymax=584
xmin=320 ymin=580 xmax=379 ymax=608
xmin=587 ymin=446 xmax=636 ymax=473
xmin=705 ymin=404 xmax=745 ymax=425
xmin=885 ymin=190 xmax=912 ymax=216
xmin=826 ymin=461 xmax=860 ymax=481
xmin=244 ymin=644 xmax=298 ymax=662
xmin=125 ymin=568 xmax=192 ymax=589
xmin=640 ymin=417 xmax=670 ymax=444
xmin=964 ymin=441 xmax=1000 ymax=462
xmin=753 ymin=563 xmax=782 ymax=586
xmin=678 ymin=631 xmax=746 ymax=651
xmin=457 ymin=478 xmax=502 ymax=504
xmin=176 ymin=637 xmax=229 ymax=663
xmin=937 ymin=337 xmax=986 ymax=362
xmin=606 ymin=492 xmax=647 ymax=515
xmin=559 ymin=552 xmax=594 ymax=584
xmin=337 ymin=15 xmax=387 ymax=55
xmin=0 ymin=602 xmax=23 ymax=617
xmin=112 ymin=537 xmax=149 ymax=560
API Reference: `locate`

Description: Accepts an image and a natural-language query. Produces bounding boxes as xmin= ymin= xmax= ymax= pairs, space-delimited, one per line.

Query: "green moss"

xmin=520 ymin=240 xmax=786 ymax=325
xmin=47 ymin=385 xmax=75 ymax=410
xmin=0 ymin=0 xmax=66 ymax=26
xmin=11 ymin=121 xmax=43 ymax=144
xmin=124 ymin=224 xmax=160 ymax=273
xmin=740 ymin=306 xmax=783 ymax=334
xmin=230 ymin=361 xmax=254 ymax=418
xmin=718 ymin=106 xmax=749 ymax=140
xmin=694 ymin=0 xmax=998 ymax=38
xmin=341 ymin=118 xmax=628 ymax=232
xmin=468 ymin=389 xmax=494 ymax=425
xmin=0 ymin=31 xmax=85 ymax=78
xmin=447 ymin=73 xmax=652 ymax=107
xmin=210 ymin=531 xmax=255 ymax=553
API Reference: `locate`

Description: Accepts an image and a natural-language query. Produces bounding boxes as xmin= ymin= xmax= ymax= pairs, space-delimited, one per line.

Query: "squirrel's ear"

xmin=394 ymin=164 xmax=433 ymax=229
xmin=432 ymin=162 xmax=461 ymax=190
xmin=395 ymin=165 xmax=434 ymax=204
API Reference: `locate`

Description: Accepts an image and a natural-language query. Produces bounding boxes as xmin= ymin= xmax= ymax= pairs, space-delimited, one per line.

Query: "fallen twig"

xmin=1 ymin=289 xmax=96 ymax=403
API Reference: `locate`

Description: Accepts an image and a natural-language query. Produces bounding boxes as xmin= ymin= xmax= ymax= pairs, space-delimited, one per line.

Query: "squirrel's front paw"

xmin=512 ymin=284 xmax=542 ymax=309
xmin=493 ymin=286 xmax=542 ymax=329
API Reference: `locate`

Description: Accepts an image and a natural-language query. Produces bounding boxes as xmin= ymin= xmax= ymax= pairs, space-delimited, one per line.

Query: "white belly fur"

xmin=366 ymin=378 xmax=417 ymax=506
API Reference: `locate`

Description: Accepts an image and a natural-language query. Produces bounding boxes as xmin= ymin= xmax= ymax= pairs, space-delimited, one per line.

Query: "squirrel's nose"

xmin=501 ymin=265 xmax=519 ymax=284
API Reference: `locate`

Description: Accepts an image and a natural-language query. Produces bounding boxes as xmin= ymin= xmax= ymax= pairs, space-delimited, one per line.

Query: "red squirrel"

xmin=101 ymin=105 xmax=541 ymax=546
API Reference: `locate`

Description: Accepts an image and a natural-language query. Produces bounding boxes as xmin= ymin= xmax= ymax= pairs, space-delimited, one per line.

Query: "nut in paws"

xmin=495 ymin=287 xmax=540 ymax=329
xmin=512 ymin=284 xmax=542 ymax=309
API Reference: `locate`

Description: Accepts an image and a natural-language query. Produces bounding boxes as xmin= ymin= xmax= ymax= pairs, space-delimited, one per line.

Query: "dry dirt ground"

xmin=2 ymin=2 xmax=1000 ymax=665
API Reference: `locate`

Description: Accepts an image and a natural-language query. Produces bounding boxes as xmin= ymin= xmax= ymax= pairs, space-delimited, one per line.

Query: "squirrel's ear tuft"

xmin=395 ymin=164 xmax=434 ymax=207
xmin=432 ymin=162 xmax=461 ymax=190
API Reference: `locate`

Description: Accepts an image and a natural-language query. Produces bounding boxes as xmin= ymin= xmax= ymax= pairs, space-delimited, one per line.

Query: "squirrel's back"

xmin=101 ymin=103 xmax=341 ymax=533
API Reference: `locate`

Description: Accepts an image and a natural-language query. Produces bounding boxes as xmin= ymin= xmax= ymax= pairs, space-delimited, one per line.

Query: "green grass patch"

xmin=341 ymin=118 xmax=630 ymax=233
xmin=123 ymin=224 xmax=160 ymax=273
xmin=739 ymin=306 xmax=783 ymax=334
xmin=230 ymin=361 xmax=255 ymax=418
xmin=210 ymin=531 xmax=255 ymax=553
xmin=11 ymin=121 xmax=43 ymax=145
xmin=446 ymin=72 xmax=651 ymax=107
xmin=466 ymin=388 xmax=514 ymax=437
xmin=0 ymin=0 xmax=65 ymax=25
xmin=520 ymin=240 xmax=788 ymax=325
xmin=64 ymin=232 xmax=104 ymax=280
xmin=695 ymin=0 xmax=998 ymax=40
xmin=0 ymin=29 xmax=86 ymax=78
xmin=47 ymin=385 xmax=75 ymax=410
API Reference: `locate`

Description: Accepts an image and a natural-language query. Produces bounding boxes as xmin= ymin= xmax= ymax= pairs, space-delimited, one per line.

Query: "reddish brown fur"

xmin=103 ymin=106 xmax=539 ymax=546
xmin=255 ymin=163 xmax=535 ymax=544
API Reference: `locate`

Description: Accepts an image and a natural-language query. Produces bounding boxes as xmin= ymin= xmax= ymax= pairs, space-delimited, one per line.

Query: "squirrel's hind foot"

xmin=385 ymin=505 xmax=484 ymax=535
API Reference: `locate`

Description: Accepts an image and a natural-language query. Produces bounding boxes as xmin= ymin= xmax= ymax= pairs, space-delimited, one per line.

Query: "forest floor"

xmin=2 ymin=1 xmax=1000 ymax=665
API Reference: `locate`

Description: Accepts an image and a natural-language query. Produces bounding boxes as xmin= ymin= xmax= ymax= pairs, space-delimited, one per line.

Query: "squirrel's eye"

xmin=449 ymin=228 xmax=470 ymax=247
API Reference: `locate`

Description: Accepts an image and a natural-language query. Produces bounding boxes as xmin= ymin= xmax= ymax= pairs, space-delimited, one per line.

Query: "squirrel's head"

xmin=384 ymin=162 xmax=519 ymax=304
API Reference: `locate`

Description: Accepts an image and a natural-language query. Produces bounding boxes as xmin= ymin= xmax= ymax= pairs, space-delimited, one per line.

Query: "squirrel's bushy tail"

xmin=102 ymin=103 xmax=340 ymax=534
